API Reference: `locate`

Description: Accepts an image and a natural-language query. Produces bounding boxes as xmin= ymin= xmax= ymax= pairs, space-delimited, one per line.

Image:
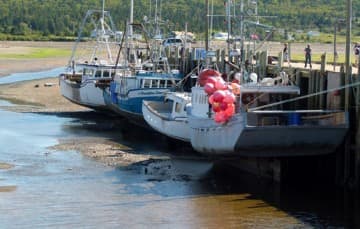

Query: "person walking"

xmin=283 ymin=43 xmax=290 ymax=66
xmin=304 ymin=44 xmax=312 ymax=68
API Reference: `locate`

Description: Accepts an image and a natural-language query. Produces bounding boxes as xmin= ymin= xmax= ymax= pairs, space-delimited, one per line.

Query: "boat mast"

xmin=205 ymin=0 xmax=209 ymax=59
xmin=92 ymin=0 xmax=114 ymax=63
xmin=129 ymin=0 xmax=134 ymax=37
xmin=102 ymin=0 xmax=113 ymax=63
xmin=226 ymin=0 xmax=231 ymax=60
xmin=154 ymin=0 xmax=160 ymax=38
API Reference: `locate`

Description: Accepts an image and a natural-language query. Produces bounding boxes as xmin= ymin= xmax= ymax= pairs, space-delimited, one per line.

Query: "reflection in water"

xmin=0 ymin=103 xmax=359 ymax=228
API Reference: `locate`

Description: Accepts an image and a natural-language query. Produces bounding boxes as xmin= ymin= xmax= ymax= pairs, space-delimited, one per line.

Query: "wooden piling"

xmin=278 ymin=51 xmax=284 ymax=68
xmin=355 ymin=72 xmax=360 ymax=188
xmin=220 ymin=49 xmax=225 ymax=72
xmin=319 ymin=53 xmax=327 ymax=109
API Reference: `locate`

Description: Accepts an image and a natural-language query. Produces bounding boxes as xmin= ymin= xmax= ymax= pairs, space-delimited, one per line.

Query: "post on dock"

xmin=307 ymin=70 xmax=315 ymax=109
xmin=278 ymin=51 xmax=284 ymax=68
xmin=220 ymin=49 xmax=226 ymax=72
xmin=319 ymin=53 xmax=327 ymax=109
xmin=259 ymin=51 xmax=267 ymax=79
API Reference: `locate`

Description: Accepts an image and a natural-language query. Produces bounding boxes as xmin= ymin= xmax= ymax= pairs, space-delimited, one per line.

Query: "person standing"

xmin=354 ymin=42 xmax=360 ymax=67
xmin=283 ymin=43 xmax=290 ymax=66
xmin=304 ymin=44 xmax=312 ymax=68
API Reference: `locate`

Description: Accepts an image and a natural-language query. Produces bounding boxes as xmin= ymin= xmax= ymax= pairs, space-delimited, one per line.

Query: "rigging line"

xmin=248 ymin=80 xmax=360 ymax=112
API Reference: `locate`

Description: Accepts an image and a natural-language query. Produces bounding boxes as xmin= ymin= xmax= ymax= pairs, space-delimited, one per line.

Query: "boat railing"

xmin=246 ymin=110 xmax=348 ymax=127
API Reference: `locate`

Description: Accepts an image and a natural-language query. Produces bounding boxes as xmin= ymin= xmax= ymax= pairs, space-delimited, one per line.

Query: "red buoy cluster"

xmin=199 ymin=69 xmax=240 ymax=124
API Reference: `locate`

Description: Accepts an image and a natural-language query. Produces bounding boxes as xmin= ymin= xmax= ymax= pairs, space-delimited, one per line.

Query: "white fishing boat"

xmin=59 ymin=0 xmax=124 ymax=110
xmin=186 ymin=70 xmax=349 ymax=157
xmin=142 ymin=92 xmax=191 ymax=141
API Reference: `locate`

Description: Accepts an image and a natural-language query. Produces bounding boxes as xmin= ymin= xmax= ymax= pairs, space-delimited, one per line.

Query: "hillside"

xmin=0 ymin=0 xmax=358 ymax=41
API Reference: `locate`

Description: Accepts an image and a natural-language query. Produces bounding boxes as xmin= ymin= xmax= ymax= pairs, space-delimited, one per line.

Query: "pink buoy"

xmin=231 ymin=83 xmax=241 ymax=95
xmin=223 ymin=92 xmax=235 ymax=104
xmin=214 ymin=111 xmax=227 ymax=124
xmin=212 ymin=102 xmax=221 ymax=112
xmin=214 ymin=77 xmax=227 ymax=90
xmin=198 ymin=69 xmax=221 ymax=86
xmin=206 ymin=76 xmax=219 ymax=86
xmin=212 ymin=90 xmax=226 ymax=103
xmin=204 ymin=83 xmax=216 ymax=95
xmin=208 ymin=94 xmax=215 ymax=104
xmin=219 ymin=102 xmax=228 ymax=111
xmin=224 ymin=103 xmax=235 ymax=117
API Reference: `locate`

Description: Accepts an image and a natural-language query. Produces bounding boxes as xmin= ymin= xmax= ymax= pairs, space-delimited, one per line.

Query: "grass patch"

xmin=0 ymin=47 xmax=71 ymax=59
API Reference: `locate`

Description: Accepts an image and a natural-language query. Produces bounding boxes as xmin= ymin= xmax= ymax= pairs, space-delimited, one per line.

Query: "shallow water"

xmin=0 ymin=102 xmax=359 ymax=228
xmin=0 ymin=67 xmax=64 ymax=84
xmin=0 ymin=70 xmax=359 ymax=228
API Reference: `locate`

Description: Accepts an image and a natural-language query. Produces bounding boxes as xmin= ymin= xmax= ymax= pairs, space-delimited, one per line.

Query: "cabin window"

xmin=143 ymin=79 xmax=151 ymax=88
xmin=151 ymin=80 xmax=158 ymax=88
xmin=167 ymin=80 xmax=175 ymax=88
xmin=159 ymin=80 xmax=166 ymax=87
xmin=103 ymin=70 xmax=110 ymax=77
xmin=84 ymin=68 xmax=94 ymax=76
xmin=95 ymin=70 xmax=102 ymax=77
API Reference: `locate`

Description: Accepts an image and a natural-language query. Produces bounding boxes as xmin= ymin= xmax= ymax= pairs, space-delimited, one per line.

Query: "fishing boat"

xmin=185 ymin=69 xmax=349 ymax=157
xmin=142 ymin=91 xmax=191 ymax=141
xmin=103 ymin=1 xmax=184 ymax=125
xmin=103 ymin=44 xmax=183 ymax=125
xmin=59 ymin=0 xmax=125 ymax=111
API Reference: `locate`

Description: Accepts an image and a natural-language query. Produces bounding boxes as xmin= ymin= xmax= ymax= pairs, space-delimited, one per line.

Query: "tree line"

xmin=0 ymin=0 xmax=358 ymax=41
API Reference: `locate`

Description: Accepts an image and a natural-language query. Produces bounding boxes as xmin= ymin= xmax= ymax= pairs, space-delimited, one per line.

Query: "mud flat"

xmin=0 ymin=162 xmax=14 ymax=170
xmin=0 ymin=77 xmax=88 ymax=113
xmin=0 ymin=162 xmax=16 ymax=192
xmin=50 ymin=137 xmax=159 ymax=167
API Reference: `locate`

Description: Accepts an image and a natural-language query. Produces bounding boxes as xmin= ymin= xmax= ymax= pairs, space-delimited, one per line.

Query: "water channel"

xmin=0 ymin=70 xmax=359 ymax=228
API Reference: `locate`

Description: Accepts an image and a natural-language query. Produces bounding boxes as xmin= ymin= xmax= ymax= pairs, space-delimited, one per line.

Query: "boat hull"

xmin=142 ymin=100 xmax=190 ymax=142
xmin=104 ymin=88 xmax=169 ymax=127
xmin=189 ymin=114 xmax=245 ymax=154
xmin=59 ymin=76 xmax=108 ymax=111
xmin=189 ymin=113 xmax=348 ymax=157
xmin=235 ymin=125 xmax=348 ymax=157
